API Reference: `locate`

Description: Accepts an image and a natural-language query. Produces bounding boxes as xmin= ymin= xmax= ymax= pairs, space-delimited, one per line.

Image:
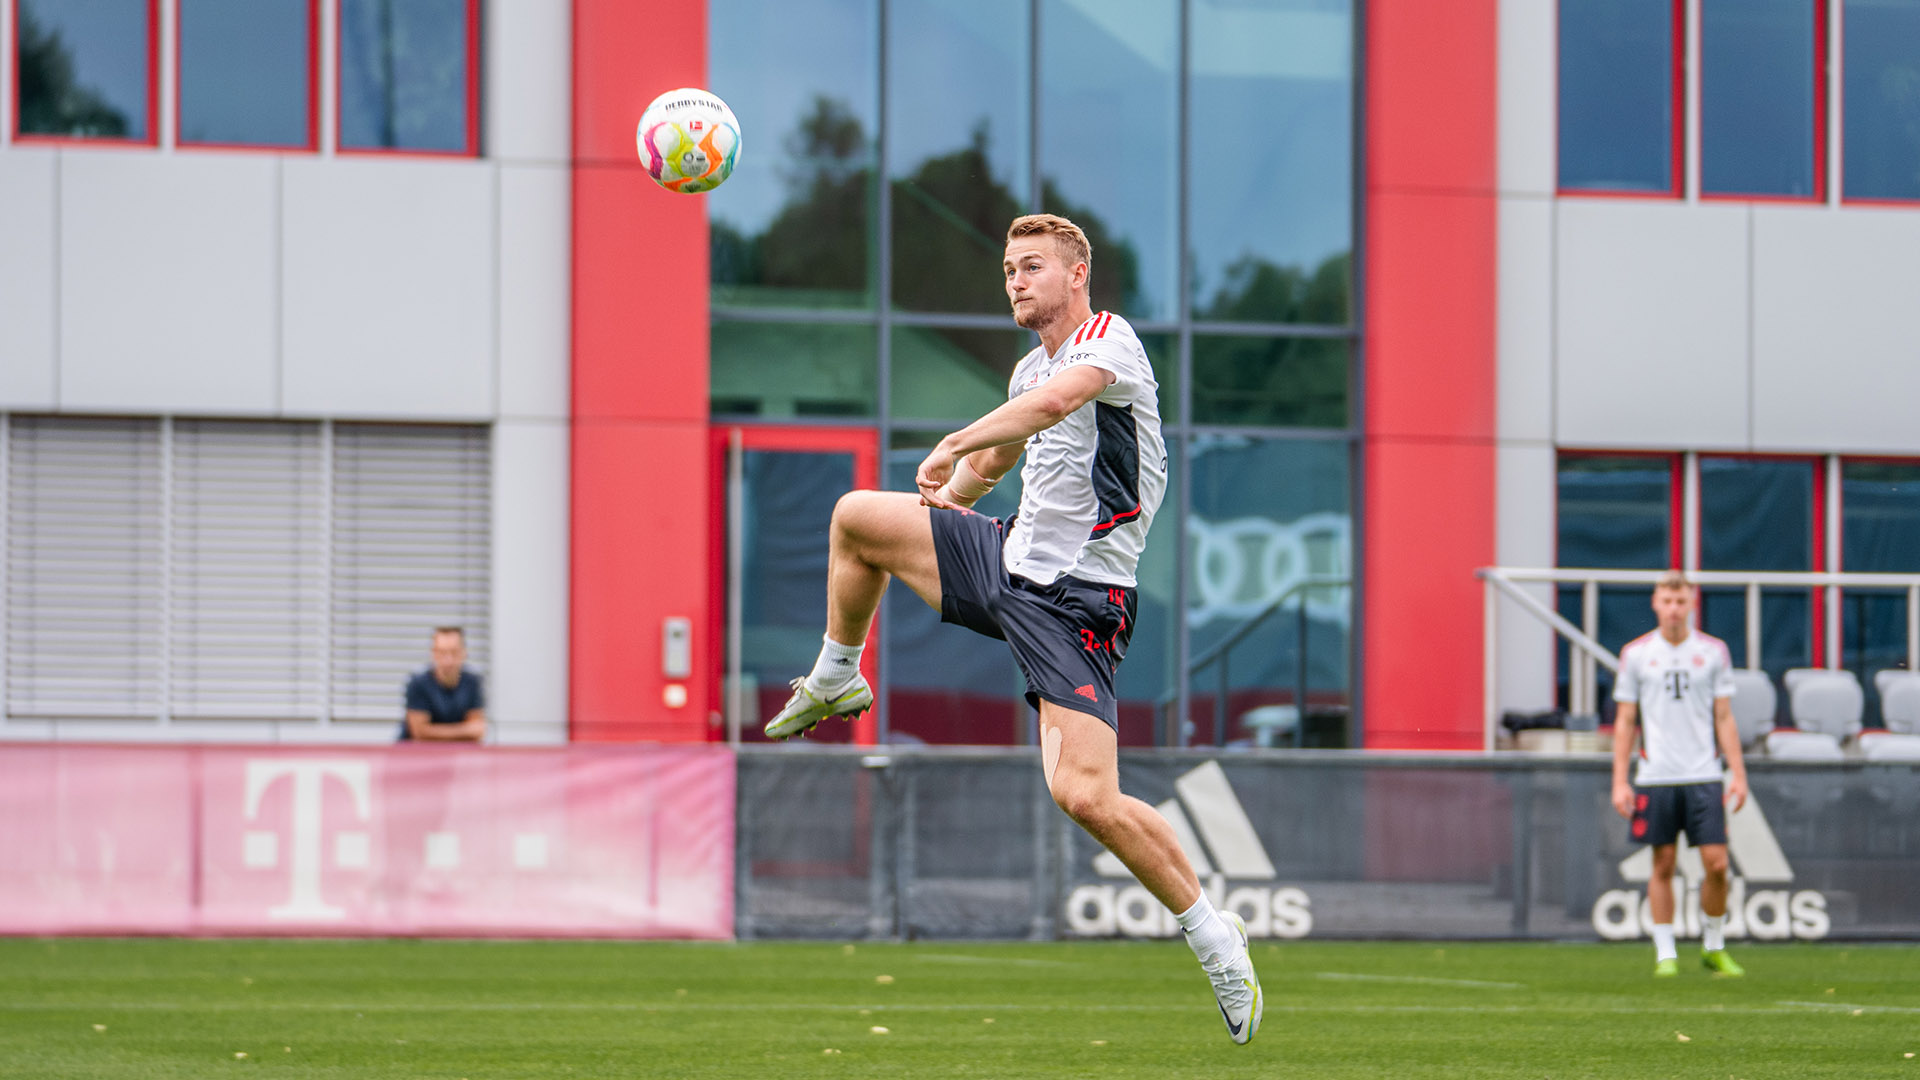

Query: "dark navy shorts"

xmin=928 ymin=508 xmax=1136 ymax=731
xmin=1631 ymin=782 xmax=1728 ymax=848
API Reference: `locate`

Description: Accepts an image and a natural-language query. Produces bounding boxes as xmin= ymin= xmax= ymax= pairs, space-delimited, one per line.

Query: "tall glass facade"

xmin=710 ymin=0 xmax=1357 ymax=747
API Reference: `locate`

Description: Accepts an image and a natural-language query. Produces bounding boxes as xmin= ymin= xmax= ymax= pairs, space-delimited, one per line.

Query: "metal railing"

xmin=1157 ymin=577 xmax=1349 ymax=747
xmin=1478 ymin=567 xmax=1920 ymax=751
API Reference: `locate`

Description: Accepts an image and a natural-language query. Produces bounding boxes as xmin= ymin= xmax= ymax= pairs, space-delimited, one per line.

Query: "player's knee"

xmin=1048 ymin=780 xmax=1113 ymax=830
xmin=1700 ymin=847 xmax=1730 ymax=877
xmin=1651 ymin=847 xmax=1678 ymax=876
xmin=830 ymin=490 xmax=882 ymax=545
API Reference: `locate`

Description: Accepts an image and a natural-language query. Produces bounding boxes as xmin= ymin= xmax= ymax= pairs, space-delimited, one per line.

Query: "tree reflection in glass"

xmin=17 ymin=0 xmax=145 ymax=139
xmin=709 ymin=0 xmax=879 ymax=308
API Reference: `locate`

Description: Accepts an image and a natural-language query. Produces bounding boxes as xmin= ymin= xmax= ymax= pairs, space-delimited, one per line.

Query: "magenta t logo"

xmin=243 ymin=760 xmax=373 ymax=920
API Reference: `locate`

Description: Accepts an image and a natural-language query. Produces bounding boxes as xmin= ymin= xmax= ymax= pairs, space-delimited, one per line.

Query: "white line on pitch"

xmin=5 ymin=1002 xmax=1912 ymax=1016
xmin=1316 ymin=972 xmax=1526 ymax=990
xmin=1776 ymin=1000 xmax=1920 ymax=1014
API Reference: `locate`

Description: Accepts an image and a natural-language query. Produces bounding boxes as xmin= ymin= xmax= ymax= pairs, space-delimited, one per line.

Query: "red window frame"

xmin=1699 ymin=0 xmax=1828 ymax=204
xmin=1555 ymin=0 xmax=1687 ymax=200
xmin=174 ymin=0 xmax=320 ymax=153
xmin=333 ymin=0 xmax=480 ymax=158
xmin=1694 ymin=452 xmax=1828 ymax=666
xmin=1552 ymin=449 xmax=1686 ymax=572
xmin=707 ymin=423 xmax=882 ymax=747
xmin=1836 ymin=0 xmax=1920 ymax=206
xmin=10 ymin=0 xmax=160 ymax=147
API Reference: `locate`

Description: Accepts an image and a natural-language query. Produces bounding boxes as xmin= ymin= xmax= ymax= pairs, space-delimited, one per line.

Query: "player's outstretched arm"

xmin=916 ymin=366 xmax=1111 ymax=506
xmin=1609 ymin=702 xmax=1639 ymax=818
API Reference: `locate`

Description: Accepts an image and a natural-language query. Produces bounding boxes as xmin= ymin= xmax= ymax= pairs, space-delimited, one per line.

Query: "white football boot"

xmin=1204 ymin=911 xmax=1263 ymax=1046
xmin=763 ymin=675 xmax=873 ymax=740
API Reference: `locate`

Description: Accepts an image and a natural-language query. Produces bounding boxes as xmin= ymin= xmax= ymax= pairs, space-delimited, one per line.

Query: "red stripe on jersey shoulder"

xmin=1619 ymin=631 xmax=1657 ymax=662
xmin=1093 ymin=311 xmax=1113 ymax=338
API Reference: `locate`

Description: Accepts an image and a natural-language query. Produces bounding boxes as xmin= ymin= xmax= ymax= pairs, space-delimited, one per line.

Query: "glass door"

xmin=712 ymin=426 xmax=879 ymax=745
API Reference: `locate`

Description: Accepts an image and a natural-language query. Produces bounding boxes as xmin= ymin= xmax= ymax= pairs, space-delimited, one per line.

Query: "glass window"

xmin=1844 ymin=0 xmax=1920 ymax=200
xmin=1841 ymin=462 xmax=1920 ymax=725
xmin=711 ymin=321 xmax=878 ymax=419
xmin=1701 ymin=0 xmax=1818 ymax=197
xmin=1190 ymin=0 xmax=1352 ymax=324
xmin=1113 ymin=440 xmax=1178 ymax=747
xmin=1185 ymin=436 xmax=1351 ymax=747
xmin=339 ymin=0 xmax=472 ymax=153
xmin=15 ymin=0 xmax=151 ymax=140
xmin=1192 ymin=334 xmax=1346 ymax=428
xmin=887 ymin=0 xmax=1030 ymax=315
xmin=1698 ymin=457 xmax=1814 ymax=696
xmin=180 ymin=0 xmax=312 ymax=148
xmin=709 ymin=0 xmax=878 ymax=308
xmin=1555 ymin=455 xmax=1673 ymax=708
xmin=734 ymin=449 xmax=860 ymax=744
xmin=1559 ymin=0 xmax=1678 ymax=193
xmin=890 ymin=325 xmax=1032 ymax=423
xmin=1038 ymin=0 xmax=1178 ymax=320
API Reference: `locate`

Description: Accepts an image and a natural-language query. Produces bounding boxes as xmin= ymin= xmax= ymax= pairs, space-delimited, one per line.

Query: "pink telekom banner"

xmin=0 ymin=745 xmax=735 ymax=939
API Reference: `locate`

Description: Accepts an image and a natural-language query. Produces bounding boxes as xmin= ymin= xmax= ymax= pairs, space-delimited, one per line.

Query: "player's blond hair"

xmin=1007 ymin=214 xmax=1092 ymax=270
xmin=1653 ymin=570 xmax=1691 ymax=593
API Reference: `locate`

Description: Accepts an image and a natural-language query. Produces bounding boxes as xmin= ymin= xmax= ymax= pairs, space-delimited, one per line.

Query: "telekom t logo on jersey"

xmin=243 ymin=760 xmax=372 ymax=921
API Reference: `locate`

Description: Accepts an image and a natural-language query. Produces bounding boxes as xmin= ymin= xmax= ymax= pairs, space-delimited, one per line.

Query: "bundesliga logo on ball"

xmin=636 ymin=88 xmax=741 ymax=194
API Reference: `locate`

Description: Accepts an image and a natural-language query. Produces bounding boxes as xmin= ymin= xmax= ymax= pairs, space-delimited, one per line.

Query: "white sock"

xmin=1702 ymin=913 xmax=1726 ymax=952
xmin=1651 ymin=923 xmax=1678 ymax=962
xmin=806 ymin=635 xmax=864 ymax=694
xmin=1174 ymin=893 xmax=1237 ymax=967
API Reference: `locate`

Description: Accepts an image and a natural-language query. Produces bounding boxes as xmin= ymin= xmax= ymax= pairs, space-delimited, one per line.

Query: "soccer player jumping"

xmin=765 ymin=214 xmax=1262 ymax=1045
xmin=1610 ymin=571 xmax=1749 ymax=977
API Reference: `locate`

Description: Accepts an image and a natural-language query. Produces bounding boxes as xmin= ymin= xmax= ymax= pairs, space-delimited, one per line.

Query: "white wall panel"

xmin=487 ymin=0 xmax=572 ymax=163
xmin=498 ymin=165 xmax=570 ymax=420
xmin=1495 ymin=443 xmax=1557 ymax=714
xmin=1498 ymin=0 xmax=1555 ymax=197
xmin=281 ymin=158 xmax=496 ymax=418
xmin=0 ymin=151 xmax=57 ymax=408
xmin=488 ymin=419 xmax=569 ymax=745
xmin=1752 ymin=206 xmax=1920 ymax=453
xmin=1498 ymin=197 xmax=1553 ymax=441
xmin=1555 ymin=201 xmax=1750 ymax=449
xmin=59 ymin=153 xmax=278 ymax=413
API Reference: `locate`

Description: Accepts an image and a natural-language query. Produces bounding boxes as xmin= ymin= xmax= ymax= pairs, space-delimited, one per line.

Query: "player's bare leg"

xmin=1039 ymin=703 xmax=1261 ymax=1044
xmin=1697 ymin=842 xmax=1744 ymax=974
xmin=1648 ymin=844 xmax=1681 ymax=976
xmin=825 ymin=491 xmax=942 ymax=645
xmin=766 ymin=492 xmax=941 ymax=739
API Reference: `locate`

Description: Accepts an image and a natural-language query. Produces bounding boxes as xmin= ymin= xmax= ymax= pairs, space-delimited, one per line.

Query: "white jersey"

xmin=1613 ymin=629 xmax=1736 ymax=785
xmin=1000 ymin=311 xmax=1167 ymax=587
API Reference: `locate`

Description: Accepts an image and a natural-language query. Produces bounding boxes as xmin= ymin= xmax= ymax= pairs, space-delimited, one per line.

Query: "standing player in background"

xmin=763 ymin=214 xmax=1262 ymax=1045
xmin=1610 ymin=571 xmax=1749 ymax=977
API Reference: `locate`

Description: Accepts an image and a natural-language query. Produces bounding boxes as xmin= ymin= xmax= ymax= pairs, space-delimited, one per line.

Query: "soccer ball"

xmin=636 ymin=88 xmax=741 ymax=194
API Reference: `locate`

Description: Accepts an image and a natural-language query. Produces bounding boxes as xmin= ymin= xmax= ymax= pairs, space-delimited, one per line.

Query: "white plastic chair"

xmin=1876 ymin=671 xmax=1920 ymax=735
xmin=1787 ymin=671 xmax=1864 ymax=739
xmin=1764 ymin=729 xmax=1845 ymax=761
xmin=1727 ymin=669 xmax=1777 ymax=747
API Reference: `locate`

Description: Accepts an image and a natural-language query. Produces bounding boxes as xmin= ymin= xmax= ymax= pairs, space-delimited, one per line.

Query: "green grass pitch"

xmin=2 ymin=938 xmax=1916 ymax=1078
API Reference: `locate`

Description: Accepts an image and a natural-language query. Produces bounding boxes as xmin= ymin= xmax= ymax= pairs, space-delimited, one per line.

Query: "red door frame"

xmin=708 ymin=424 xmax=882 ymax=746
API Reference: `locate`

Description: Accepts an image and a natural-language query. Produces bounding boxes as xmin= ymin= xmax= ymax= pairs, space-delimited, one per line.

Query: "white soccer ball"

xmin=636 ymin=87 xmax=741 ymax=194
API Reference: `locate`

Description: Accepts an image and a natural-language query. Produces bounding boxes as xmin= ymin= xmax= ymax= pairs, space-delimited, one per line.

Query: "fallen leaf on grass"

xmin=823 ymin=1049 xmax=841 ymax=1055
xmin=1676 ymin=1032 xmax=1691 ymax=1043
xmin=869 ymin=1026 xmax=889 ymax=1035
xmin=1853 ymin=1010 xmax=1865 ymax=1017
xmin=1091 ymin=1040 xmax=1108 ymax=1047
xmin=875 ymin=975 xmax=894 ymax=984
xmin=982 ymin=1018 xmax=994 ymax=1024
xmin=234 ymin=1052 xmax=248 ymax=1059
xmin=91 ymin=1025 xmax=105 ymax=1033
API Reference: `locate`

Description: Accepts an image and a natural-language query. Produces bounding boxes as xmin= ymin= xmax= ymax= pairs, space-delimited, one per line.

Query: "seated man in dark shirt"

xmin=399 ymin=626 xmax=487 ymax=742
